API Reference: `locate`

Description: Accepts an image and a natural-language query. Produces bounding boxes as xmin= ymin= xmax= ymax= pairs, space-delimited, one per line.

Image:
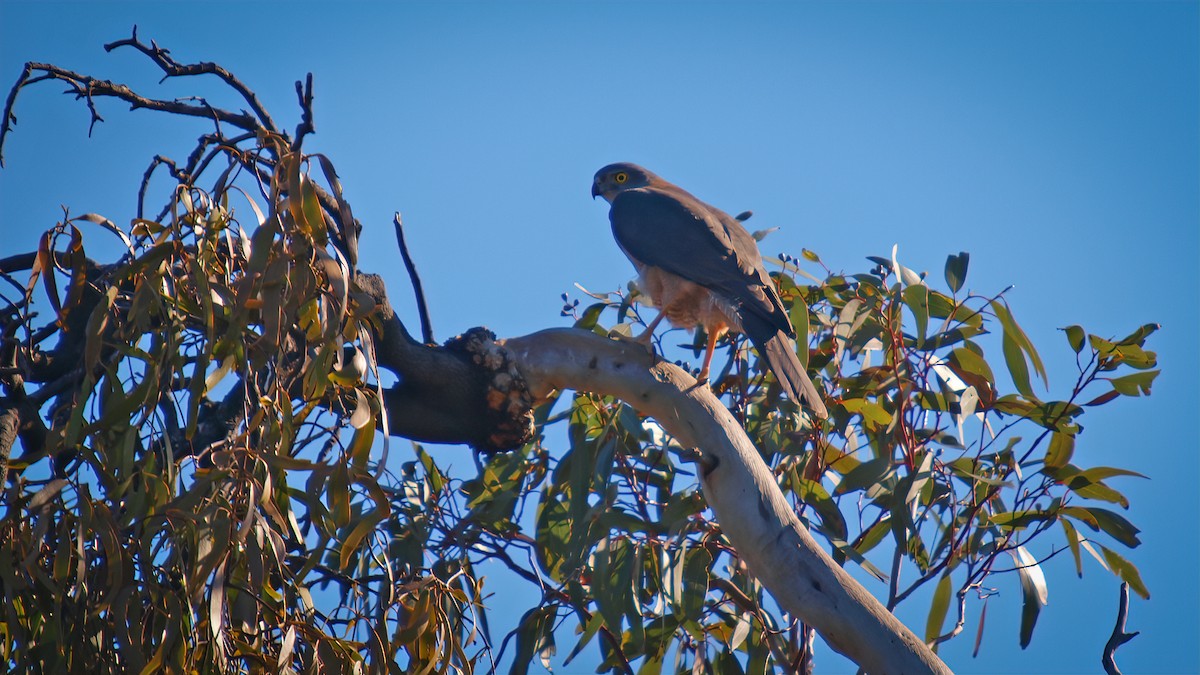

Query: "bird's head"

xmin=592 ymin=162 xmax=654 ymax=202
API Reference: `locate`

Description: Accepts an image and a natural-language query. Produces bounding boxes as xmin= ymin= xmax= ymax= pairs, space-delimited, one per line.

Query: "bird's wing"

xmin=610 ymin=187 xmax=793 ymax=337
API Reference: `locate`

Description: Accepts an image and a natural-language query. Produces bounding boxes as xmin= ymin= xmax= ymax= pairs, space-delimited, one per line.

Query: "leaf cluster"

xmin=542 ymin=247 xmax=1157 ymax=668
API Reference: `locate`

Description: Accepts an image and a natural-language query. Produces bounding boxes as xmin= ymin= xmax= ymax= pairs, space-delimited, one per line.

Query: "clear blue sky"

xmin=1 ymin=2 xmax=1196 ymax=673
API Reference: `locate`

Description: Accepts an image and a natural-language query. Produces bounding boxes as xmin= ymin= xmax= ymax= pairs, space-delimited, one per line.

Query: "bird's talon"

xmin=610 ymin=329 xmax=658 ymax=355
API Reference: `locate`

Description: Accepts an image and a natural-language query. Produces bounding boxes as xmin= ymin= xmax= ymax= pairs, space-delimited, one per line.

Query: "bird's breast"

xmin=636 ymin=266 xmax=742 ymax=334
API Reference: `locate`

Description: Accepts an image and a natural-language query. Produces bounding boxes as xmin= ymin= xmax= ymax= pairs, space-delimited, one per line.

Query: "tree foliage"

xmin=0 ymin=32 xmax=1156 ymax=674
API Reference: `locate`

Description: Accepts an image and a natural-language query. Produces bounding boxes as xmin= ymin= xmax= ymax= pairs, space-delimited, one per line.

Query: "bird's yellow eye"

xmin=614 ymin=172 xmax=628 ymax=184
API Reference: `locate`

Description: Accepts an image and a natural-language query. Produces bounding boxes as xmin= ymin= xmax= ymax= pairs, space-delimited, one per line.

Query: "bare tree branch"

xmin=291 ymin=73 xmax=315 ymax=151
xmin=1102 ymin=582 xmax=1139 ymax=675
xmin=392 ymin=213 xmax=434 ymax=345
xmin=104 ymin=25 xmax=279 ymax=134
xmin=357 ymin=274 xmax=532 ymax=451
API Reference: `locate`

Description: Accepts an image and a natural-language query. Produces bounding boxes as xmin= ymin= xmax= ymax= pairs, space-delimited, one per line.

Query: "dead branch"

xmin=291 ymin=73 xmax=315 ymax=151
xmin=104 ymin=26 xmax=280 ymax=134
xmin=1 ymin=62 xmax=260 ymax=168
xmin=1102 ymin=582 xmax=1139 ymax=675
xmin=392 ymin=213 xmax=434 ymax=344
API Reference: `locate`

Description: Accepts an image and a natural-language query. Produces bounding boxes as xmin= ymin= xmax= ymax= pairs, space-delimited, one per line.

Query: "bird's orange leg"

xmin=696 ymin=328 xmax=721 ymax=383
xmin=634 ymin=312 xmax=666 ymax=345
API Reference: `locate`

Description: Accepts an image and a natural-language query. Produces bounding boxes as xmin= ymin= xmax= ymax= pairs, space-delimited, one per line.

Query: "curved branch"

xmin=104 ymin=26 xmax=279 ymax=134
xmin=1 ymin=61 xmax=263 ymax=168
xmin=357 ymin=274 xmax=496 ymax=449
xmin=1102 ymin=582 xmax=1138 ymax=675
xmin=502 ymin=328 xmax=951 ymax=675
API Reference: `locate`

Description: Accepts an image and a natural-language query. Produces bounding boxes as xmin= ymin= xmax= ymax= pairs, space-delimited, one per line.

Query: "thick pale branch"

xmin=502 ymin=328 xmax=951 ymax=675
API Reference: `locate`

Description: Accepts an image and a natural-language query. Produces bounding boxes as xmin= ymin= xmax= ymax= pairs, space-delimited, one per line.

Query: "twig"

xmin=929 ymin=588 xmax=970 ymax=648
xmin=104 ymin=26 xmax=279 ymax=134
xmin=1 ymin=61 xmax=262 ymax=165
xmin=0 ymin=62 xmax=33 ymax=167
xmin=1102 ymin=582 xmax=1139 ymax=675
xmin=291 ymin=73 xmax=315 ymax=151
xmin=138 ymin=154 xmax=184 ymax=220
xmin=392 ymin=213 xmax=434 ymax=344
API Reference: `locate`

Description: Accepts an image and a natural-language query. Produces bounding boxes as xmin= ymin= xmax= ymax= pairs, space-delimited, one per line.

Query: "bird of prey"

xmin=592 ymin=162 xmax=828 ymax=419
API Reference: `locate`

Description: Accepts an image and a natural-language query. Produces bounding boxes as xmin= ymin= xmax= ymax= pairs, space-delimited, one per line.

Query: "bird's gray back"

xmin=609 ymin=186 xmax=792 ymax=338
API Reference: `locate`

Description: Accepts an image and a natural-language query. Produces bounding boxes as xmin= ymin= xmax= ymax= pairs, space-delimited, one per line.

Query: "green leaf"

xmin=682 ymin=545 xmax=711 ymax=622
xmin=328 ymin=464 xmax=351 ymax=529
xmin=903 ymin=284 xmax=930 ymax=348
xmin=347 ymin=415 xmax=376 ymax=471
xmin=1072 ymin=466 xmax=1149 ymax=482
xmin=1046 ymin=462 xmax=1145 ymax=490
xmin=300 ymin=175 xmax=328 ymax=245
xmin=943 ymin=252 xmax=969 ymax=294
xmin=1028 ymin=400 xmax=1085 ymax=431
xmin=789 ymin=297 xmax=811 ymax=371
xmin=1115 ymin=323 xmax=1159 ymax=347
xmin=1108 ymin=370 xmax=1159 ymax=397
xmin=535 ymin=497 xmax=571 ymax=581
xmin=1060 ymin=519 xmax=1083 ymax=578
xmin=1069 ymin=482 xmax=1129 ymax=508
xmin=1088 ymin=507 xmax=1142 ymax=548
xmin=830 ymin=538 xmax=888 ymax=582
xmin=1062 ymin=325 xmax=1086 ymax=354
xmin=834 ymin=458 xmax=892 ymax=496
xmin=948 ymin=346 xmax=995 ymax=384
xmin=1099 ymin=545 xmax=1150 ymax=599
xmin=796 ymin=477 xmax=847 ymax=540
xmin=905 ymin=450 xmax=936 ymax=509
xmin=1044 ymin=430 xmax=1075 ymax=469
xmin=993 ymin=300 xmax=1048 ymax=392
xmin=339 ymin=508 xmax=386 ymax=570
xmin=925 ymin=573 xmax=954 ymax=647
xmin=563 ymin=613 xmax=604 ymax=666
xmin=1013 ymin=546 xmax=1047 ymax=649
xmin=854 ymin=517 xmax=893 ymax=557
xmin=989 ymin=509 xmax=1053 ymax=530
xmin=729 ymin=613 xmax=752 ymax=651
xmin=841 ymin=398 xmax=893 ymax=433
xmin=667 ymin=543 xmax=711 ymax=624
xmin=1059 ymin=505 xmax=1099 ymax=530
xmin=992 ymin=394 xmax=1037 ymax=417
xmin=575 ymin=302 xmax=606 ymax=331
xmin=1091 ymin=334 xmax=1158 ymax=371
xmin=592 ymin=537 xmax=630 ymax=633
xmin=1002 ymin=331 xmax=1034 ymax=399
xmin=415 ymin=443 xmax=447 ymax=494
xmin=508 ymin=606 xmax=557 ymax=675
xmin=1063 ymin=506 xmax=1141 ymax=547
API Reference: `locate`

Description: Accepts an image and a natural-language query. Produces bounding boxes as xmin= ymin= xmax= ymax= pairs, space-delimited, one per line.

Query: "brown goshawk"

xmin=592 ymin=162 xmax=828 ymax=419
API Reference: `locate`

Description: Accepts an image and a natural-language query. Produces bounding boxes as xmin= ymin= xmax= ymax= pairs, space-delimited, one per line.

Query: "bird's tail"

xmin=748 ymin=324 xmax=829 ymax=419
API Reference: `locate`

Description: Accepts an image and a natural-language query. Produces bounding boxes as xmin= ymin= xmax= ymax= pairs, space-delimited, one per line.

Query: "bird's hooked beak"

xmin=591 ymin=180 xmax=601 ymax=199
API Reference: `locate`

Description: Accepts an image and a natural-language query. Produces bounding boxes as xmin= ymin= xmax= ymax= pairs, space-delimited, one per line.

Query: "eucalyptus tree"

xmin=0 ymin=32 xmax=1154 ymax=674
